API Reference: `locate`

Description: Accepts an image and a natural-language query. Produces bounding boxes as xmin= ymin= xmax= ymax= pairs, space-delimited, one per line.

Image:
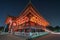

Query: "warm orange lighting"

xmin=30 ymin=16 xmax=49 ymax=27
xmin=13 ymin=22 xmax=16 ymax=26
xmin=24 ymin=17 xmax=29 ymax=22
xmin=30 ymin=22 xmax=35 ymax=26
xmin=5 ymin=3 xmax=50 ymax=32
xmin=30 ymin=17 xmax=36 ymax=23
xmin=5 ymin=17 xmax=12 ymax=24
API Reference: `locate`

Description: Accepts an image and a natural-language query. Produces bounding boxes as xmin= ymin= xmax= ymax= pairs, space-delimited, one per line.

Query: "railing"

xmin=14 ymin=32 xmax=48 ymax=38
xmin=0 ymin=31 xmax=48 ymax=39
xmin=0 ymin=32 xmax=9 ymax=35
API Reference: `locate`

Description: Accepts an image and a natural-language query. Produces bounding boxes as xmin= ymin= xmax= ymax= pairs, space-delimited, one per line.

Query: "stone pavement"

xmin=0 ymin=34 xmax=27 ymax=40
xmin=33 ymin=34 xmax=60 ymax=40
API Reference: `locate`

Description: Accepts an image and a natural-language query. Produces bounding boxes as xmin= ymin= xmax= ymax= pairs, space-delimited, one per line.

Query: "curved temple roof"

xmin=5 ymin=2 xmax=50 ymax=27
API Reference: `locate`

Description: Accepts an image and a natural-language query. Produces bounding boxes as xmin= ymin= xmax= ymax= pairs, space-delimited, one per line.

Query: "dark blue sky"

xmin=0 ymin=0 xmax=60 ymax=27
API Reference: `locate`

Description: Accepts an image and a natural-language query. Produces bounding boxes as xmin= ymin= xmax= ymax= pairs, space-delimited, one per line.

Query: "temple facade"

xmin=5 ymin=3 xmax=49 ymax=32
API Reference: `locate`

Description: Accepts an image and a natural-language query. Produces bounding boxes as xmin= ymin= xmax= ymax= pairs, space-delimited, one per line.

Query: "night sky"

xmin=0 ymin=0 xmax=60 ymax=27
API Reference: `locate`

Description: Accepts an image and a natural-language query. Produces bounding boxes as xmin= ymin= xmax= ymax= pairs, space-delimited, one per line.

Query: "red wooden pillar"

xmin=20 ymin=29 xmax=22 ymax=32
xmin=24 ymin=29 xmax=26 ymax=32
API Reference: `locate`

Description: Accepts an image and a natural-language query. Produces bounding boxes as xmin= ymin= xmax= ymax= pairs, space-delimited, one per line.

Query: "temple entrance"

xmin=14 ymin=25 xmax=45 ymax=32
xmin=14 ymin=28 xmax=45 ymax=33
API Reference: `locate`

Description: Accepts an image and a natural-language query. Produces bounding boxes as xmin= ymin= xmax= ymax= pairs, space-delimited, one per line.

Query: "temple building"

xmin=5 ymin=2 xmax=50 ymax=32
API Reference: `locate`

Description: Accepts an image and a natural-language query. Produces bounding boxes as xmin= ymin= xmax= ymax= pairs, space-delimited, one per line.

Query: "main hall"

xmin=5 ymin=1 xmax=49 ymax=32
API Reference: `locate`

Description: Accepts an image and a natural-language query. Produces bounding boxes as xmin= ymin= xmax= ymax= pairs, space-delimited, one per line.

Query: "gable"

xmin=15 ymin=3 xmax=49 ymax=27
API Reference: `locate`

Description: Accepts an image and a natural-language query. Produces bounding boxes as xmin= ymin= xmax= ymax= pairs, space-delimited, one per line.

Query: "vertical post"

xmin=24 ymin=29 xmax=25 ymax=32
xmin=9 ymin=21 xmax=13 ymax=34
xmin=10 ymin=28 xmax=13 ymax=34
